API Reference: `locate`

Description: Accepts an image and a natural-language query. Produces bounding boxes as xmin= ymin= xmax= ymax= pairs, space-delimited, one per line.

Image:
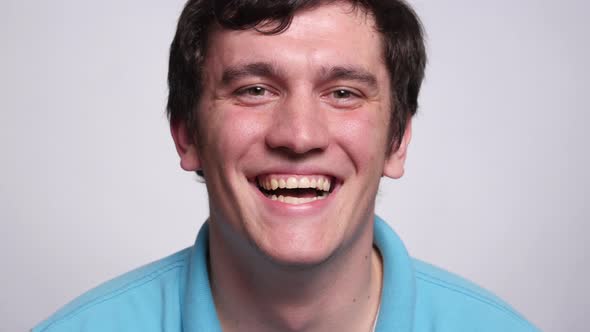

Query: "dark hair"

xmin=167 ymin=0 xmax=426 ymax=155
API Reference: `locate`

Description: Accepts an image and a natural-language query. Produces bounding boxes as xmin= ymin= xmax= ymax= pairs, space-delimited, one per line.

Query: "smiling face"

xmin=172 ymin=2 xmax=411 ymax=267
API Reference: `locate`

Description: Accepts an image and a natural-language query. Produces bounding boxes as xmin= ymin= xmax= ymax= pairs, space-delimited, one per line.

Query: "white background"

xmin=1 ymin=1 xmax=588 ymax=331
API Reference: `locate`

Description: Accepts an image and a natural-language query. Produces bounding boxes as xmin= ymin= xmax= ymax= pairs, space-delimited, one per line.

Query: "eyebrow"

xmin=220 ymin=62 xmax=379 ymax=89
xmin=319 ymin=66 xmax=378 ymax=89
xmin=221 ymin=62 xmax=283 ymax=85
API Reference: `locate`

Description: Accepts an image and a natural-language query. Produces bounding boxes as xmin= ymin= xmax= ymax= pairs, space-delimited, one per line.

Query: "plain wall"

xmin=1 ymin=1 xmax=588 ymax=331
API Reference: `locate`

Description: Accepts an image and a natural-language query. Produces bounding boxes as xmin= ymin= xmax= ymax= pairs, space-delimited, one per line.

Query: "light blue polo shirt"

xmin=33 ymin=216 xmax=539 ymax=331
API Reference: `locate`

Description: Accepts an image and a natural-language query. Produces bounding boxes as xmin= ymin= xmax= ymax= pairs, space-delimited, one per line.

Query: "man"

xmin=34 ymin=0 xmax=538 ymax=331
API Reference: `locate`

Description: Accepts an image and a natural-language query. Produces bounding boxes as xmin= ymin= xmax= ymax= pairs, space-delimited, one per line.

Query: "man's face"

xmin=173 ymin=2 xmax=410 ymax=266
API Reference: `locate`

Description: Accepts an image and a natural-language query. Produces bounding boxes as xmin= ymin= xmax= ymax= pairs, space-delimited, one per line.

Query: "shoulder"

xmin=411 ymin=259 xmax=540 ymax=332
xmin=32 ymin=248 xmax=192 ymax=332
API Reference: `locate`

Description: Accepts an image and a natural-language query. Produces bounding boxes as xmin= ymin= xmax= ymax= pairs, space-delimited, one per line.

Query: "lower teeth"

xmin=270 ymin=194 xmax=327 ymax=204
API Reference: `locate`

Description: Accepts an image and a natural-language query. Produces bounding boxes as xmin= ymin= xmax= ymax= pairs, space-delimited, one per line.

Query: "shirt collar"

xmin=182 ymin=222 xmax=221 ymax=332
xmin=373 ymin=215 xmax=416 ymax=331
xmin=182 ymin=216 xmax=416 ymax=332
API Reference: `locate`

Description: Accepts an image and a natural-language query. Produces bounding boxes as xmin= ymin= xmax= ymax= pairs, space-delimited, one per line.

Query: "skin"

xmin=172 ymin=2 xmax=412 ymax=331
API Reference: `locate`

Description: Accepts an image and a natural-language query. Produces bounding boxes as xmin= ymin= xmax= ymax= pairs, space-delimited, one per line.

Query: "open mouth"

xmin=255 ymin=175 xmax=336 ymax=205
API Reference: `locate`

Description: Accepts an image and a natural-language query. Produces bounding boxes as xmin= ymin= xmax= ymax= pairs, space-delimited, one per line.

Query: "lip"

xmin=247 ymin=166 xmax=342 ymax=179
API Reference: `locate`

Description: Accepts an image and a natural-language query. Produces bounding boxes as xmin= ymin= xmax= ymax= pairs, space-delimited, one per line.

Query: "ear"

xmin=383 ymin=118 xmax=412 ymax=179
xmin=170 ymin=119 xmax=201 ymax=172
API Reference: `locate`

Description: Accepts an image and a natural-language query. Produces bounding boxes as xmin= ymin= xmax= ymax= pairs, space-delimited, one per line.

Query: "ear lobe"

xmin=383 ymin=118 xmax=412 ymax=179
xmin=170 ymin=119 xmax=201 ymax=172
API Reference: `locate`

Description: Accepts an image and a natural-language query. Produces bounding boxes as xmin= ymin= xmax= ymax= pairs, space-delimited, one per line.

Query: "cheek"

xmin=330 ymin=110 xmax=389 ymax=172
xmin=200 ymin=105 xmax=268 ymax=165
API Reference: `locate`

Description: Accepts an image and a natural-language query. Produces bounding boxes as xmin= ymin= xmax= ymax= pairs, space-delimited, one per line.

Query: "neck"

xmin=208 ymin=219 xmax=383 ymax=332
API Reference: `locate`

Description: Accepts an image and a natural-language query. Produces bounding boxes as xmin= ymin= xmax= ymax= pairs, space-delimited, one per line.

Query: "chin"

xmin=252 ymin=226 xmax=340 ymax=269
xmin=263 ymin=248 xmax=336 ymax=270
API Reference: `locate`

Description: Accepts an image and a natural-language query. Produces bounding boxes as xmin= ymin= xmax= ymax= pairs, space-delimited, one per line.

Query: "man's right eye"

xmin=236 ymin=86 xmax=269 ymax=97
xmin=233 ymin=85 xmax=279 ymax=106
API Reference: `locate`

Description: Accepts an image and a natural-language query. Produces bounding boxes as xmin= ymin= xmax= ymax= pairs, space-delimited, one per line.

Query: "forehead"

xmin=203 ymin=2 xmax=387 ymax=80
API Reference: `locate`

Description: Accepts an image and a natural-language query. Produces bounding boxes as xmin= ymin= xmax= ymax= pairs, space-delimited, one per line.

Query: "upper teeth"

xmin=258 ymin=176 xmax=331 ymax=192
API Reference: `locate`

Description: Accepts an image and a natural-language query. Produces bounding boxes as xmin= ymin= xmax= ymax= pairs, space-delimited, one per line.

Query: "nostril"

xmin=269 ymin=146 xmax=326 ymax=159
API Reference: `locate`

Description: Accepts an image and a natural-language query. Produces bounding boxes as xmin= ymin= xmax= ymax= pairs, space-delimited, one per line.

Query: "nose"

xmin=265 ymin=93 xmax=329 ymax=155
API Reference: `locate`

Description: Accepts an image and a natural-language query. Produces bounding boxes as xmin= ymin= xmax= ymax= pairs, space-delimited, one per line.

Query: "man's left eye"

xmin=332 ymin=89 xmax=354 ymax=99
xmin=323 ymin=88 xmax=363 ymax=109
